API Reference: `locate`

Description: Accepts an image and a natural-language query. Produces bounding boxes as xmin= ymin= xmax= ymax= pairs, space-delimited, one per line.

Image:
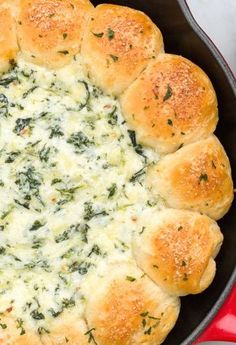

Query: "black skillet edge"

xmin=177 ymin=1 xmax=236 ymax=344
xmin=178 ymin=0 xmax=236 ymax=94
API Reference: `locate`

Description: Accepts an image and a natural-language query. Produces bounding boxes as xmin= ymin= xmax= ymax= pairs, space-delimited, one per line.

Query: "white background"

xmin=187 ymin=0 xmax=236 ymax=76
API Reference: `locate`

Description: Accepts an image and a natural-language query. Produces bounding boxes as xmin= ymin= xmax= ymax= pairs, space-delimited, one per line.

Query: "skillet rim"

xmin=176 ymin=1 xmax=236 ymax=343
xmin=4 ymin=0 xmax=235 ymax=343
xmin=178 ymin=0 xmax=236 ymax=94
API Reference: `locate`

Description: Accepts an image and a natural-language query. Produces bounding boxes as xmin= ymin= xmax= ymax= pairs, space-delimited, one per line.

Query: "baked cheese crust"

xmin=0 ymin=1 xmax=233 ymax=344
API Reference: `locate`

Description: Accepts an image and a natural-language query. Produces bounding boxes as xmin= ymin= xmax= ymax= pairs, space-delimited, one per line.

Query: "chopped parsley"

xmin=0 ymin=75 xmax=17 ymax=87
xmin=107 ymin=28 xmax=115 ymax=40
xmin=79 ymin=223 xmax=90 ymax=243
xmin=63 ymin=32 xmax=68 ymax=40
xmin=83 ymin=202 xmax=108 ymax=221
xmin=140 ymin=311 xmax=161 ymax=335
xmin=5 ymin=151 xmax=20 ymax=163
xmin=39 ymin=145 xmax=52 ymax=162
xmin=13 ymin=117 xmax=33 ymax=135
xmin=0 ymin=94 xmax=8 ymax=117
xmin=108 ymin=106 xmax=118 ymax=125
xmin=67 ymin=131 xmax=92 ymax=153
xmin=22 ymin=86 xmax=38 ymax=99
xmin=16 ymin=318 xmax=25 ymax=335
xmin=62 ymin=297 xmax=75 ymax=309
xmin=85 ymin=328 xmax=98 ymax=344
xmin=92 ymin=32 xmax=104 ymax=38
xmin=163 ymin=85 xmax=173 ymax=101
xmin=58 ymin=50 xmax=69 ymax=55
xmin=55 ymin=228 xmax=72 ymax=243
xmin=30 ymin=309 xmax=45 ymax=320
xmin=15 ymin=166 xmax=42 ymax=197
xmin=88 ymin=244 xmax=102 ymax=257
xmin=49 ymin=124 xmax=64 ymax=138
xmin=129 ymin=167 xmax=146 ymax=183
xmin=128 ymin=130 xmax=146 ymax=158
xmin=56 ymin=186 xmax=81 ymax=206
xmin=107 ymin=183 xmax=117 ymax=198
xmin=0 ymin=323 xmax=7 ymax=329
xmin=199 ymin=173 xmax=208 ymax=182
xmin=29 ymin=220 xmax=45 ymax=231
xmin=77 ymin=80 xmax=90 ymax=110
xmin=38 ymin=327 xmax=50 ymax=335
xmin=110 ymin=54 xmax=119 ymax=62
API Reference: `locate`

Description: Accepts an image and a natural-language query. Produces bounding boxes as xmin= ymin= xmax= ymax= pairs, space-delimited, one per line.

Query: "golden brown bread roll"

xmin=17 ymin=0 xmax=94 ymax=68
xmin=147 ymin=135 xmax=234 ymax=220
xmin=0 ymin=315 xmax=42 ymax=345
xmin=133 ymin=209 xmax=223 ymax=296
xmin=85 ymin=262 xmax=180 ymax=345
xmin=0 ymin=0 xmax=20 ymax=13
xmin=120 ymin=54 xmax=218 ymax=153
xmin=41 ymin=312 xmax=89 ymax=345
xmin=0 ymin=5 xmax=18 ymax=73
xmin=80 ymin=4 xmax=164 ymax=95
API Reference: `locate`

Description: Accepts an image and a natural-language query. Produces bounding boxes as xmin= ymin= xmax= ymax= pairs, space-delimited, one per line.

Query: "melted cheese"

xmin=0 ymin=55 xmax=163 ymax=335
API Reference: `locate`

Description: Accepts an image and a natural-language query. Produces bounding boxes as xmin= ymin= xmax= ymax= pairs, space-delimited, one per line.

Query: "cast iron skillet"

xmin=92 ymin=0 xmax=236 ymax=344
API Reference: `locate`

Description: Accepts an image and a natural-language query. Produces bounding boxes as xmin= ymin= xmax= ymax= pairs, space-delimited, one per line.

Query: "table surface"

xmin=187 ymin=0 xmax=236 ymax=76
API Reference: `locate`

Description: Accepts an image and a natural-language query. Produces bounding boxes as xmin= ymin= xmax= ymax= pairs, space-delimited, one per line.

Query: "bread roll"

xmin=0 ymin=6 xmax=18 ymax=73
xmin=120 ymin=54 xmax=218 ymax=153
xmin=41 ymin=311 xmax=89 ymax=345
xmin=85 ymin=262 xmax=180 ymax=345
xmin=17 ymin=0 xmax=93 ymax=68
xmin=0 ymin=315 xmax=42 ymax=345
xmin=81 ymin=4 xmax=164 ymax=95
xmin=147 ymin=136 xmax=234 ymax=220
xmin=133 ymin=209 xmax=223 ymax=296
xmin=0 ymin=0 xmax=20 ymax=15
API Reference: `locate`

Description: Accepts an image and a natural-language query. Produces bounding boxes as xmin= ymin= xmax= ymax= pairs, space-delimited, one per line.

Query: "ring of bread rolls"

xmin=0 ymin=1 xmax=234 ymax=344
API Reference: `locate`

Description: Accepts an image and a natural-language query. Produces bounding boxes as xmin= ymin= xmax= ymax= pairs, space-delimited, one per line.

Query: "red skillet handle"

xmin=195 ymin=284 xmax=236 ymax=344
